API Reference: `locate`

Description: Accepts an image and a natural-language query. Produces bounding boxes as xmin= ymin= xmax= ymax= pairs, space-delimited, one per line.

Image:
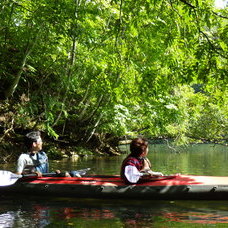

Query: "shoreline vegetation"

xmin=0 ymin=128 xmax=227 ymax=164
xmin=0 ymin=1 xmax=227 ymax=163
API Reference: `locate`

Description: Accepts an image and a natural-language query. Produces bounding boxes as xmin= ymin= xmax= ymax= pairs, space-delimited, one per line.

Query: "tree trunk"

xmin=4 ymin=32 xmax=39 ymax=99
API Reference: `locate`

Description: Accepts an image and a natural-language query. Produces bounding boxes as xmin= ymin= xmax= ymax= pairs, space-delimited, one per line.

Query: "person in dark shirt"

xmin=121 ymin=138 xmax=163 ymax=184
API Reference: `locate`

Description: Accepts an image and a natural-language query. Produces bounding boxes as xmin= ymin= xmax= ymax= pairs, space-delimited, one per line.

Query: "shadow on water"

xmin=1 ymin=195 xmax=228 ymax=227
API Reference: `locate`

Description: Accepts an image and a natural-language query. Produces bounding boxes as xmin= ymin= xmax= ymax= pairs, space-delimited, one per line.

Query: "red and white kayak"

xmin=1 ymin=174 xmax=228 ymax=200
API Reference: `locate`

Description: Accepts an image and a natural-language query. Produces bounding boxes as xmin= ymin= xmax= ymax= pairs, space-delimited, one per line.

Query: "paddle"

xmin=0 ymin=168 xmax=91 ymax=187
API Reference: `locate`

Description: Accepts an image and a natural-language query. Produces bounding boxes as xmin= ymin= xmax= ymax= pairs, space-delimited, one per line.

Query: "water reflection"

xmin=1 ymin=197 xmax=228 ymax=227
xmin=163 ymin=211 xmax=228 ymax=224
xmin=0 ymin=212 xmax=15 ymax=227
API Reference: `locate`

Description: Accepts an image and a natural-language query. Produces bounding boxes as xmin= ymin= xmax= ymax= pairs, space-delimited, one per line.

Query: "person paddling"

xmin=16 ymin=131 xmax=49 ymax=177
xmin=121 ymin=137 xmax=163 ymax=184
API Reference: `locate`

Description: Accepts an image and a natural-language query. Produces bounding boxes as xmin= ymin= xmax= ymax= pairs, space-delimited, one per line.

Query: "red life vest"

xmin=120 ymin=155 xmax=144 ymax=183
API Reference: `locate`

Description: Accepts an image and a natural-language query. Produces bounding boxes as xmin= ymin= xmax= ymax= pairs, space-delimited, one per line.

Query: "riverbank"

xmin=0 ymin=132 xmax=123 ymax=164
xmin=0 ymin=131 xmax=227 ymax=164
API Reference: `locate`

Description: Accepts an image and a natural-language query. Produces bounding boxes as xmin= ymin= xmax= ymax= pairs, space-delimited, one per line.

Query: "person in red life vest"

xmin=121 ymin=138 xmax=163 ymax=184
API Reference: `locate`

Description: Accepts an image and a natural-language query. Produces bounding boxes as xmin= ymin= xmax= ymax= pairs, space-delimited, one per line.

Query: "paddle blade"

xmin=0 ymin=170 xmax=22 ymax=186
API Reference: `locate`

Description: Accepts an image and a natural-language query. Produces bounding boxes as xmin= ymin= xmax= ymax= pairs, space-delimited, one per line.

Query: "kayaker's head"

xmin=24 ymin=131 xmax=43 ymax=152
xmin=130 ymin=138 xmax=149 ymax=157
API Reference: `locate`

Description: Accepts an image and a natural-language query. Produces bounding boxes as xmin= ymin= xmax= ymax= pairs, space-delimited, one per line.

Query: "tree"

xmin=0 ymin=0 xmax=227 ymax=150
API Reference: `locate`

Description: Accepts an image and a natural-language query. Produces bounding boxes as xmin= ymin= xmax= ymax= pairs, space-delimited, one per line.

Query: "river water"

xmin=1 ymin=143 xmax=228 ymax=227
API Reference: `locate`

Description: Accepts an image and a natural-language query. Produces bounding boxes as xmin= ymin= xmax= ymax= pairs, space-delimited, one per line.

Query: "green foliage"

xmin=74 ymin=146 xmax=93 ymax=156
xmin=0 ymin=0 xmax=227 ymax=145
xmin=45 ymin=144 xmax=63 ymax=160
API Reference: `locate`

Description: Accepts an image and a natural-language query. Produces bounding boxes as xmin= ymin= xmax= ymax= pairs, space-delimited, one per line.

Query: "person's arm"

xmin=16 ymin=155 xmax=25 ymax=175
xmin=16 ymin=154 xmax=42 ymax=177
xmin=142 ymin=157 xmax=151 ymax=170
xmin=141 ymin=157 xmax=163 ymax=176
xmin=124 ymin=165 xmax=144 ymax=183
xmin=34 ymin=171 xmax=42 ymax=177
xmin=144 ymin=170 xmax=164 ymax=176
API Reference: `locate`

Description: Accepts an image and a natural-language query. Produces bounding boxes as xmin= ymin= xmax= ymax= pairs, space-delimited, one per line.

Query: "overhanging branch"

xmin=179 ymin=0 xmax=196 ymax=9
xmin=213 ymin=11 xmax=228 ymax=19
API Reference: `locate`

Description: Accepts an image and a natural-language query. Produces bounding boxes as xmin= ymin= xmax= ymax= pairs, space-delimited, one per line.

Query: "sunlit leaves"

xmin=0 ymin=0 xmax=227 ymax=143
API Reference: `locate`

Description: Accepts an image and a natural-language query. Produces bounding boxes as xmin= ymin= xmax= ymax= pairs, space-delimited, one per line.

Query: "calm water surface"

xmin=1 ymin=144 xmax=228 ymax=227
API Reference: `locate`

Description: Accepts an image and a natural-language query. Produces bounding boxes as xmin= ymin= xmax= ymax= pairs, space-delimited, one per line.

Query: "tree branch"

xmin=179 ymin=0 xmax=196 ymax=9
xmin=213 ymin=11 xmax=228 ymax=20
xmin=200 ymin=30 xmax=227 ymax=58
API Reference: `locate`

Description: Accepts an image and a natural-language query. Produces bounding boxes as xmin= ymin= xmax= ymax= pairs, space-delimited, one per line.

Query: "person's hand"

xmin=35 ymin=171 xmax=42 ymax=177
xmin=55 ymin=169 xmax=61 ymax=174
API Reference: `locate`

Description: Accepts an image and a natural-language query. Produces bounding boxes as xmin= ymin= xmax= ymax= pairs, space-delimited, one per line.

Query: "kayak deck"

xmin=20 ymin=174 xmax=228 ymax=186
xmin=2 ymin=175 xmax=228 ymax=200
